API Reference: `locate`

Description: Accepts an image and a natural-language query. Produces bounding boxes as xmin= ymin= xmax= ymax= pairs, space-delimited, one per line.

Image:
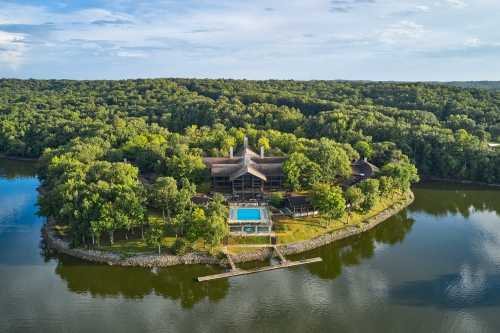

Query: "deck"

xmin=197 ymin=246 xmax=322 ymax=282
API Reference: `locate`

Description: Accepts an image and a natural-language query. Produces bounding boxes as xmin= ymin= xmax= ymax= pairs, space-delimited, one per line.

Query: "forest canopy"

xmin=1 ymin=78 xmax=498 ymax=183
xmin=0 ymin=78 xmax=497 ymax=249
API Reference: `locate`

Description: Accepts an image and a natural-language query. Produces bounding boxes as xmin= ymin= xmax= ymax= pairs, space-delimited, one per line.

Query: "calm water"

xmin=1 ymin=159 xmax=500 ymax=332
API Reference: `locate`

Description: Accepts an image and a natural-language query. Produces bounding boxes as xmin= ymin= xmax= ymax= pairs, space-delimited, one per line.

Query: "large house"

xmin=203 ymin=137 xmax=380 ymax=235
xmin=203 ymin=137 xmax=379 ymax=199
xmin=203 ymin=137 xmax=286 ymax=200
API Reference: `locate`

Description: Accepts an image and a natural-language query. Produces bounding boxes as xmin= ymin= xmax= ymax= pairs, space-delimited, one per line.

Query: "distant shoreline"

xmin=0 ymin=154 xmax=39 ymax=162
xmin=421 ymin=176 xmax=500 ymax=188
xmin=42 ymin=191 xmax=415 ymax=268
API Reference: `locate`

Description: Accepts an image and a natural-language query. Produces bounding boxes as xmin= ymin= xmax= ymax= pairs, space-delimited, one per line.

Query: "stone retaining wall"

xmin=43 ymin=191 xmax=414 ymax=268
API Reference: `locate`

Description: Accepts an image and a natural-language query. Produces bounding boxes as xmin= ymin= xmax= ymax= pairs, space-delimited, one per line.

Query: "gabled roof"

xmin=229 ymin=164 xmax=268 ymax=182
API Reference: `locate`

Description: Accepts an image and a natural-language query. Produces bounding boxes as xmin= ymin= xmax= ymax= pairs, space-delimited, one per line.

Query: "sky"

xmin=0 ymin=0 xmax=499 ymax=81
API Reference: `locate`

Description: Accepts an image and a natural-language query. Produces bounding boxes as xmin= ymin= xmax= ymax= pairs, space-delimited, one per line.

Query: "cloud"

xmin=0 ymin=0 xmax=499 ymax=79
xmin=379 ymin=20 xmax=426 ymax=45
xmin=116 ymin=50 xmax=147 ymax=58
xmin=0 ymin=23 xmax=57 ymax=35
xmin=329 ymin=0 xmax=376 ymax=13
xmin=391 ymin=4 xmax=430 ymax=17
xmin=424 ymin=41 xmax=500 ymax=59
xmin=445 ymin=0 xmax=467 ymax=8
xmin=91 ymin=19 xmax=133 ymax=26
xmin=0 ymin=30 xmax=27 ymax=67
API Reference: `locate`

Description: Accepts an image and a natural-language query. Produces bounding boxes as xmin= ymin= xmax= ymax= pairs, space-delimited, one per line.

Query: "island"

xmin=41 ymin=132 xmax=417 ymax=267
xmin=1 ymin=79 xmax=497 ymax=269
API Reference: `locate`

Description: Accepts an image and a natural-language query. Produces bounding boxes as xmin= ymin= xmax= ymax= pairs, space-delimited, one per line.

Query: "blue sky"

xmin=0 ymin=0 xmax=498 ymax=80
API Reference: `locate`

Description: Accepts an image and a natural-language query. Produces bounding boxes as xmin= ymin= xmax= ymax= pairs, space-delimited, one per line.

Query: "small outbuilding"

xmin=284 ymin=195 xmax=318 ymax=217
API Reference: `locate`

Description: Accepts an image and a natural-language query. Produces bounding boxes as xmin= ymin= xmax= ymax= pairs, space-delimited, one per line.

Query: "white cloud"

xmin=0 ymin=31 xmax=27 ymax=68
xmin=445 ymin=0 xmax=467 ymax=8
xmin=415 ymin=5 xmax=430 ymax=12
xmin=116 ymin=50 xmax=147 ymax=58
xmin=0 ymin=0 xmax=499 ymax=79
xmin=464 ymin=37 xmax=481 ymax=47
xmin=379 ymin=20 xmax=427 ymax=45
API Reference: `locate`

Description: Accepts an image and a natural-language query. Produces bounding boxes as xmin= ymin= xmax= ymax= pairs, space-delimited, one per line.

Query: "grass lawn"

xmin=227 ymin=246 xmax=269 ymax=255
xmin=227 ymin=235 xmax=271 ymax=245
xmin=275 ymin=191 xmax=409 ymax=244
xmin=98 ymin=236 xmax=177 ymax=255
xmin=77 ymin=191 xmax=409 ymax=256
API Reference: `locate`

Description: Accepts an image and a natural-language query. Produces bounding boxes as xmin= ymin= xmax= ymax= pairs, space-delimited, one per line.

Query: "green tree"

xmin=344 ymin=186 xmax=364 ymax=212
xmin=283 ymin=152 xmax=321 ymax=191
xmin=354 ymin=140 xmax=373 ymax=159
xmin=311 ymin=183 xmax=346 ymax=221
xmin=152 ymin=177 xmax=178 ymax=221
xmin=204 ymin=194 xmax=229 ymax=247
xmin=382 ymin=162 xmax=419 ymax=192
xmin=312 ymin=138 xmax=352 ymax=182
xmin=146 ymin=218 xmax=165 ymax=255
xmin=358 ymin=179 xmax=380 ymax=212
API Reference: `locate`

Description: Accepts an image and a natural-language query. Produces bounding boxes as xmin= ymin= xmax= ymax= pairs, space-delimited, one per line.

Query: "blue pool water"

xmin=237 ymin=208 xmax=261 ymax=221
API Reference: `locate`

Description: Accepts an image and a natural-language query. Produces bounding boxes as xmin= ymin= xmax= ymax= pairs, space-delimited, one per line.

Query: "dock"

xmin=197 ymin=247 xmax=322 ymax=282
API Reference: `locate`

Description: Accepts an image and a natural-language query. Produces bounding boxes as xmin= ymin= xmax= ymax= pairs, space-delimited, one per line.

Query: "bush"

xmin=268 ymin=192 xmax=285 ymax=208
xmin=171 ymin=238 xmax=191 ymax=255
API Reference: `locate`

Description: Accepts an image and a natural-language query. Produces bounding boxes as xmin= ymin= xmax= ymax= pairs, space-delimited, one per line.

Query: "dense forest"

xmin=1 ymin=79 xmax=497 ymax=181
xmin=443 ymin=81 xmax=500 ymax=91
xmin=0 ymin=78 xmax=497 ymax=249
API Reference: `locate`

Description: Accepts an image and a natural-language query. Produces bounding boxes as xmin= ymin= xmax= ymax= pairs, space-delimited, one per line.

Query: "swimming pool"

xmin=237 ymin=208 xmax=262 ymax=221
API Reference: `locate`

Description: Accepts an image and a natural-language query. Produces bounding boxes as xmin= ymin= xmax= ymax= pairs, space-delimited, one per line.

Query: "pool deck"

xmin=229 ymin=206 xmax=270 ymax=224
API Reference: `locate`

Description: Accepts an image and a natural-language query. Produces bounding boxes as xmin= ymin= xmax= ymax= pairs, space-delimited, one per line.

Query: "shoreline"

xmin=0 ymin=154 xmax=39 ymax=162
xmin=421 ymin=176 xmax=500 ymax=188
xmin=43 ymin=190 xmax=415 ymax=268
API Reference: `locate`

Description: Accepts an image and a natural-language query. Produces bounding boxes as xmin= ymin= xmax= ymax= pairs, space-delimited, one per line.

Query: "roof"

xmin=285 ymin=195 xmax=313 ymax=208
xmin=204 ymin=139 xmax=285 ymax=181
xmin=229 ymin=164 xmax=267 ymax=181
xmin=192 ymin=195 xmax=211 ymax=205
xmin=351 ymin=159 xmax=379 ymax=177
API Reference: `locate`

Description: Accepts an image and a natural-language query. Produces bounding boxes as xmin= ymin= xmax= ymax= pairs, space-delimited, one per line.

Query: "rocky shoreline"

xmin=43 ymin=191 xmax=415 ymax=268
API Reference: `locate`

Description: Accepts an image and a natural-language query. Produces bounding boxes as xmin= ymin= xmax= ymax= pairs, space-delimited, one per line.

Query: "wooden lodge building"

xmin=203 ymin=137 xmax=286 ymax=200
xmin=203 ymin=137 xmax=379 ymax=201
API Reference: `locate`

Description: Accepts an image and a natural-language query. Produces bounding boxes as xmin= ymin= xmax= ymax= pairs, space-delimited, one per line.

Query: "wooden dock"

xmin=197 ymin=247 xmax=322 ymax=282
xmin=197 ymin=257 xmax=322 ymax=282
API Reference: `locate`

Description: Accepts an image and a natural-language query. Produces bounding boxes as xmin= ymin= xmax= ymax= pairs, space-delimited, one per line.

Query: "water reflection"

xmin=391 ymin=269 xmax=500 ymax=309
xmin=53 ymin=256 xmax=230 ymax=308
xmin=410 ymin=182 xmax=500 ymax=218
xmin=5 ymin=157 xmax=500 ymax=332
xmin=302 ymin=211 xmax=415 ymax=280
xmin=0 ymin=158 xmax=38 ymax=179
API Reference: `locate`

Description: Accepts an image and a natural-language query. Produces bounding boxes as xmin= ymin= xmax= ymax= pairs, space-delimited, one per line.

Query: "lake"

xmin=1 ymin=159 xmax=500 ymax=332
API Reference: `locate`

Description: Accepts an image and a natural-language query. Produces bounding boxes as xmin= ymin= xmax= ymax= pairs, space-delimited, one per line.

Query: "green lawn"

xmin=98 ymin=237 xmax=177 ymax=255
xmin=275 ymin=191 xmax=409 ymax=244
xmin=70 ymin=191 xmax=410 ymax=256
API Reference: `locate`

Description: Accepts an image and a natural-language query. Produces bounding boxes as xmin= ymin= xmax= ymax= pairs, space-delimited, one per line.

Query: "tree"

xmin=358 ymin=179 xmax=380 ymax=212
xmin=152 ymin=177 xmax=178 ymax=221
xmin=312 ymin=138 xmax=352 ymax=182
xmin=204 ymin=194 xmax=229 ymax=247
xmin=379 ymin=176 xmax=395 ymax=197
xmin=146 ymin=218 xmax=164 ymax=255
xmin=283 ymin=152 xmax=321 ymax=191
xmin=165 ymin=144 xmax=206 ymax=182
xmin=344 ymin=186 xmax=364 ymax=212
xmin=382 ymin=162 xmax=419 ymax=192
xmin=311 ymin=183 xmax=346 ymax=221
xmin=258 ymin=136 xmax=270 ymax=151
xmin=183 ymin=207 xmax=207 ymax=243
xmin=354 ymin=140 xmax=373 ymax=159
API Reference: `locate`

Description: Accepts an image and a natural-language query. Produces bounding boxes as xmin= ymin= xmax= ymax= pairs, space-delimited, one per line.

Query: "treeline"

xmin=1 ymin=78 xmax=498 ymax=183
